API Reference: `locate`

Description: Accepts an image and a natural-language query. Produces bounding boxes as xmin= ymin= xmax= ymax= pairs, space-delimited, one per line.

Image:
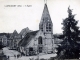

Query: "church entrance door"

xmin=39 ymin=47 xmax=42 ymax=53
xmin=38 ymin=36 xmax=43 ymax=53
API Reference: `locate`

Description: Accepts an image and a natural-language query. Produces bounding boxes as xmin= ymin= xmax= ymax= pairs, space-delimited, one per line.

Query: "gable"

xmin=35 ymin=30 xmax=44 ymax=38
xmin=25 ymin=30 xmax=45 ymax=48
xmin=18 ymin=30 xmax=39 ymax=47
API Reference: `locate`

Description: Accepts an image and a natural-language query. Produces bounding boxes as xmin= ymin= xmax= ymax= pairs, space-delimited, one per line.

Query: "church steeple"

xmin=39 ymin=3 xmax=53 ymax=34
xmin=41 ymin=3 xmax=52 ymax=23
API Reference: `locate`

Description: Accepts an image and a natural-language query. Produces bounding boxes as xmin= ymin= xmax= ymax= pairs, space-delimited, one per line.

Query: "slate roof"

xmin=9 ymin=30 xmax=22 ymax=39
xmin=40 ymin=3 xmax=52 ymax=23
xmin=18 ymin=30 xmax=39 ymax=47
xmin=0 ymin=33 xmax=11 ymax=38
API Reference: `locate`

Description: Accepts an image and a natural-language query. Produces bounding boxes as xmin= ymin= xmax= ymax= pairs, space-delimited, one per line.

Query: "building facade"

xmin=18 ymin=3 xmax=54 ymax=56
xmin=9 ymin=30 xmax=22 ymax=49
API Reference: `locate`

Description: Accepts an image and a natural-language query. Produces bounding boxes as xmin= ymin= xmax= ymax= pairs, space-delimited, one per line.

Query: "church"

xmin=18 ymin=3 xmax=54 ymax=56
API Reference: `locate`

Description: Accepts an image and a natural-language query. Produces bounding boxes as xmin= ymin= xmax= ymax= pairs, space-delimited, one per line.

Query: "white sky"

xmin=0 ymin=0 xmax=80 ymax=34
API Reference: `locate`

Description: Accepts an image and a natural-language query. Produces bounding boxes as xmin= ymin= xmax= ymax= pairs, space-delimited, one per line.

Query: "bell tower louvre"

xmin=39 ymin=3 xmax=53 ymax=34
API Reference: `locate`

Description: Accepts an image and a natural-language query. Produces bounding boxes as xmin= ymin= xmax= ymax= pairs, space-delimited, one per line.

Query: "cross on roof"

xmin=44 ymin=0 xmax=47 ymax=4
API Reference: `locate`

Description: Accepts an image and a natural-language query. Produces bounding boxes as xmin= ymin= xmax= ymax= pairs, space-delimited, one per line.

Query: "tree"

xmin=56 ymin=6 xmax=80 ymax=59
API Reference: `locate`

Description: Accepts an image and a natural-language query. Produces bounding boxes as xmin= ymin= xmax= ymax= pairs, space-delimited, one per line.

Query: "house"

xmin=0 ymin=33 xmax=10 ymax=47
xmin=18 ymin=3 xmax=54 ymax=56
xmin=9 ymin=30 xmax=22 ymax=49
xmin=2 ymin=35 xmax=7 ymax=46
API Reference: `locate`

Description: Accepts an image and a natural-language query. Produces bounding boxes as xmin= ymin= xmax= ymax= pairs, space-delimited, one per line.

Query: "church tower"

xmin=39 ymin=3 xmax=53 ymax=34
xmin=39 ymin=2 xmax=54 ymax=53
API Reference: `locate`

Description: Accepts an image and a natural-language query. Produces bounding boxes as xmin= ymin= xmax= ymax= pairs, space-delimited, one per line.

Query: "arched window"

xmin=29 ymin=47 xmax=33 ymax=51
xmin=46 ymin=23 xmax=52 ymax=32
xmin=40 ymin=24 xmax=43 ymax=31
xmin=38 ymin=36 xmax=42 ymax=44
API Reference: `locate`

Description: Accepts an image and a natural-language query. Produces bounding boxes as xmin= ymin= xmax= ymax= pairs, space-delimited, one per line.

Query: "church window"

xmin=43 ymin=18 xmax=44 ymax=21
xmin=46 ymin=29 xmax=48 ymax=32
xmin=49 ymin=29 xmax=51 ymax=31
xmin=46 ymin=23 xmax=52 ymax=32
xmin=41 ymin=28 xmax=43 ymax=31
xmin=29 ymin=47 xmax=33 ymax=51
xmin=38 ymin=36 xmax=42 ymax=44
xmin=49 ymin=24 xmax=51 ymax=26
xmin=46 ymin=27 xmax=48 ymax=29
xmin=40 ymin=24 xmax=43 ymax=31
xmin=49 ymin=26 xmax=51 ymax=30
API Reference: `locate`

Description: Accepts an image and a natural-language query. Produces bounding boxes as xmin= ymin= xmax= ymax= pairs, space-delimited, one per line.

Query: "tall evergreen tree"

xmin=56 ymin=6 xmax=80 ymax=59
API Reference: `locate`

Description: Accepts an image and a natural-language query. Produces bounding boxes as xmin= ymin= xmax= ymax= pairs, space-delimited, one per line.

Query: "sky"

xmin=0 ymin=0 xmax=80 ymax=34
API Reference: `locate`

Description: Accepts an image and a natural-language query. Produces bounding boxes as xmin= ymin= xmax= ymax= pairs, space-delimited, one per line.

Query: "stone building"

xmin=1 ymin=35 xmax=7 ymax=46
xmin=18 ymin=3 xmax=55 ymax=56
xmin=0 ymin=35 xmax=8 ymax=47
xmin=9 ymin=30 xmax=21 ymax=49
xmin=0 ymin=33 xmax=11 ymax=47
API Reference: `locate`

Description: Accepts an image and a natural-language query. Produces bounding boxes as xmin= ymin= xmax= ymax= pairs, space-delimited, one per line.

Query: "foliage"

xmin=56 ymin=6 xmax=80 ymax=59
